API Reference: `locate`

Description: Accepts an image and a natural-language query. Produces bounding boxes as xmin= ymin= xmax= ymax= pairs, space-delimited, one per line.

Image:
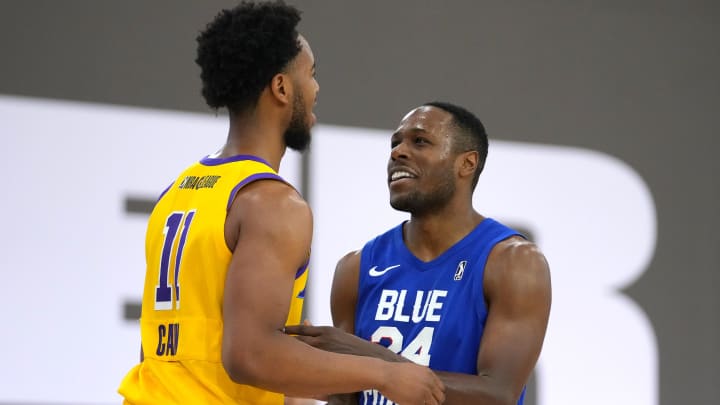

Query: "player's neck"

xmin=405 ymin=205 xmax=483 ymax=262
xmin=218 ymin=110 xmax=287 ymax=172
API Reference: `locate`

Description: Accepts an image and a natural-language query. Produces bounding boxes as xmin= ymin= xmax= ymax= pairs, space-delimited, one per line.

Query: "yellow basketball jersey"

xmin=119 ymin=154 xmax=308 ymax=405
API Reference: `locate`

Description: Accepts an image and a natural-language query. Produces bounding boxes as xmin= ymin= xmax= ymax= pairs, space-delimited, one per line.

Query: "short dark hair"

xmin=423 ymin=101 xmax=489 ymax=190
xmin=195 ymin=0 xmax=302 ymax=114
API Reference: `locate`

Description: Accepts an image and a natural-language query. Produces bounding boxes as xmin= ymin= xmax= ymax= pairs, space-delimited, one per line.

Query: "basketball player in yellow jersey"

xmin=118 ymin=2 xmax=444 ymax=405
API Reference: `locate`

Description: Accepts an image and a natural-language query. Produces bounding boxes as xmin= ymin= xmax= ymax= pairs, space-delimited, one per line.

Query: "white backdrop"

xmin=0 ymin=96 xmax=658 ymax=404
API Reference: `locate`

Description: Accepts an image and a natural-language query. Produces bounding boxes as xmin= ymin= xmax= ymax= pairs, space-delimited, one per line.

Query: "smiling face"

xmin=387 ymin=106 xmax=460 ymax=215
xmin=284 ymin=35 xmax=319 ymax=151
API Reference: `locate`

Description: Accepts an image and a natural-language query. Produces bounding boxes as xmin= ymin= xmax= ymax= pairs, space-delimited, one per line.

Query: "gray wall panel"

xmin=1 ymin=1 xmax=717 ymax=403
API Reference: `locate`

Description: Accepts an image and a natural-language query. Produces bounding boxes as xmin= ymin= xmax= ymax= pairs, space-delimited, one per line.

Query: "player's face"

xmin=284 ymin=36 xmax=319 ymax=152
xmin=387 ymin=106 xmax=458 ymax=214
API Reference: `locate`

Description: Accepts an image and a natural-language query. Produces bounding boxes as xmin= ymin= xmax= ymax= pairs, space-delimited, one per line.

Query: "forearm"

xmin=434 ymin=371 xmax=516 ymax=405
xmin=297 ymin=326 xmax=409 ymax=363
xmin=225 ymin=330 xmax=388 ymax=397
xmin=343 ymin=344 xmax=512 ymax=403
xmin=329 ymin=340 xmax=513 ymax=404
xmin=355 ymin=339 xmax=409 ymax=363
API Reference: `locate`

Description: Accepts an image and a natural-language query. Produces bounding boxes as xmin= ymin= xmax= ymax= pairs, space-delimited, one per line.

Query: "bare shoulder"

xmin=331 ymin=249 xmax=362 ymax=330
xmin=485 ymin=236 xmax=551 ymax=299
xmin=491 ymin=236 xmax=548 ymax=269
xmin=336 ymin=249 xmax=362 ymax=275
xmin=233 ymin=179 xmax=310 ymax=217
xmin=226 ymin=179 xmax=312 ymax=250
xmin=331 ymin=249 xmax=362 ymax=302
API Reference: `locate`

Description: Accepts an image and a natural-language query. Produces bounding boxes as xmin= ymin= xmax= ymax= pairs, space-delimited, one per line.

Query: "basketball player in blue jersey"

xmin=118 ymin=2 xmax=444 ymax=404
xmin=286 ymin=102 xmax=551 ymax=404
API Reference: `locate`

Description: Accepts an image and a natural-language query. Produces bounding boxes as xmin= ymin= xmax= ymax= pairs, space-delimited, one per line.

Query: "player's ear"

xmin=459 ymin=150 xmax=479 ymax=179
xmin=269 ymin=73 xmax=292 ymax=105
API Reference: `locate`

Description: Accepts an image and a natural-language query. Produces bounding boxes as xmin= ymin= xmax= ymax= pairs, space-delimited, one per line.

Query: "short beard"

xmin=389 ymin=170 xmax=456 ymax=216
xmin=284 ymin=92 xmax=312 ymax=152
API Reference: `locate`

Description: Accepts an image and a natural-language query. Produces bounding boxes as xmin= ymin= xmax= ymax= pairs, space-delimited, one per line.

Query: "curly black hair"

xmin=195 ymin=0 xmax=302 ymax=113
xmin=423 ymin=101 xmax=489 ymax=190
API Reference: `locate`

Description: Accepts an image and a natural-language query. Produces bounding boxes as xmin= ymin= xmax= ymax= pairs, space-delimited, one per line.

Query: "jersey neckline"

xmin=199 ymin=154 xmax=272 ymax=167
xmin=392 ymin=218 xmax=498 ymax=271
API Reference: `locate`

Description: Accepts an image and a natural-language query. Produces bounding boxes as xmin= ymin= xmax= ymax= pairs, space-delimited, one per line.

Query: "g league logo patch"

xmin=454 ymin=260 xmax=467 ymax=281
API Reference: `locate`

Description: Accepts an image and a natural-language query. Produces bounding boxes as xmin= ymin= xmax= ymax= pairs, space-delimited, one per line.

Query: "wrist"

xmin=368 ymin=341 xmax=406 ymax=363
xmin=367 ymin=357 xmax=391 ymax=392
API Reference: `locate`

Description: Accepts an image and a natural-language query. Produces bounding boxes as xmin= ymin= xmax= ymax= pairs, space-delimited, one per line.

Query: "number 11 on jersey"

xmin=155 ymin=210 xmax=196 ymax=310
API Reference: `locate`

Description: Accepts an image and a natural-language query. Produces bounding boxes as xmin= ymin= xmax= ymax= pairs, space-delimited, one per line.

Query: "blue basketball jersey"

xmin=355 ymin=218 xmax=525 ymax=405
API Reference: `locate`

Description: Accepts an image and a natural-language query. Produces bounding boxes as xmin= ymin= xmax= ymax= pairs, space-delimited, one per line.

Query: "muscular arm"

xmin=330 ymin=251 xmax=404 ymax=362
xmin=435 ymin=238 xmax=551 ymax=404
xmin=222 ymin=180 xmax=383 ymax=397
xmin=325 ymin=251 xmax=397 ymax=405
xmin=326 ymin=239 xmax=551 ymax=405
xmin=221 ymin=180 xmax=444 ymax=403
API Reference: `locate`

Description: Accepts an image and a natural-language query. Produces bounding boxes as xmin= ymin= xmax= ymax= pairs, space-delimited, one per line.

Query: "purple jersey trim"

xmin=200 ymin=154 xmax=272 ymax=167
xmin=295 ymin=258 xmax=310 ymax=279
xmin=226 ymin=173 xmax=285 ymax=211
xmin=157 ymin=182 xmax=173 ymax=202
xmin=295 ymin=259 xmax=310 ymax=298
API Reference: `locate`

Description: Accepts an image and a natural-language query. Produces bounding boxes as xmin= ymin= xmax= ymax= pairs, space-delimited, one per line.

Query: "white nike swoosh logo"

xmin=369 ymin=264 xmax=401 ymax=277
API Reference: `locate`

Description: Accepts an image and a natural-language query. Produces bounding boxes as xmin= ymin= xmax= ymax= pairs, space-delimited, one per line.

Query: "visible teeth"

xmin=391 ymin=171 xmax=413 ymax=181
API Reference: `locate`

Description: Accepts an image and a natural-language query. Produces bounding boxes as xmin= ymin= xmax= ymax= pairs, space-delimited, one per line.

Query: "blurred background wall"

xmin=0 ymin=1 xmax=717 ymax=404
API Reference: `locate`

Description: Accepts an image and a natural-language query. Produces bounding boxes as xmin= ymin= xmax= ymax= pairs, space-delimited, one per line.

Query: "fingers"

xmin=283 ymin=324 xmax=321 ymax=336
xmin=284 ymin=326 xmax=321 ymax=347
xmin=284 ymin=318 xmax=313 ymax=333
xmin=431 ymin=375 xmax=445 ymax=404
xmin=426 ymin=389 xmax=444 ymax=405
xmin=293 ymin=335 xmax=313 ymax=344
xmin=431 ymin=387 xmax=445 ymax=404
